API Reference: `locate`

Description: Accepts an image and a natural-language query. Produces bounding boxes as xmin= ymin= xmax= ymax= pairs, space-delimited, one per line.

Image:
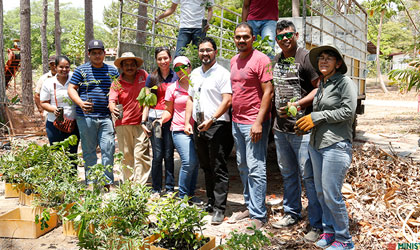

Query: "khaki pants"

xmin=115 ymin=124 xmax=151 ymax=184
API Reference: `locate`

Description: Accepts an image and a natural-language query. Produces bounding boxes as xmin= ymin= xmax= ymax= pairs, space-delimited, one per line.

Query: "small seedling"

xmin=284 ymin=97 xmax=298 ymax=117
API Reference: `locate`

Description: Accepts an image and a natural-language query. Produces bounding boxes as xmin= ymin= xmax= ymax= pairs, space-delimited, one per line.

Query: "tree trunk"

xmin=41 ymin=0 xmax=48 ymax=73
xmin=0 ymin=0 xmax=7 ymax=122
xmin=55 ymin=0 xmax=61 ymax=55
xmin=376 ymin=10 xmax=388 ymax=93
xmin=136 ymin=1 xmax=147 ymax=44
xmin=84 ymin=0 xmax=94 ymax=62
xmin=20 ymin=0 xmax=34 ymax=115
xmin=292 ymin=0 xmax=300 ymax=17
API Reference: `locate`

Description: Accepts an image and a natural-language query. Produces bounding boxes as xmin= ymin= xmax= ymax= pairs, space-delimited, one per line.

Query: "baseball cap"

xmin=88 ymin=40 xmax=105 ymax=51
xmin=173 ymin=56 xmax=191 ymax=66
xmin=48 ymin=55 xmax=56 ymax=64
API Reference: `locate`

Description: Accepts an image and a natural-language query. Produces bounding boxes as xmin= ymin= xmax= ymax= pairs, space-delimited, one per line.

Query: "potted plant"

xmin=149 ymin=195 xmax=215 ymax=250
xmin=214 ymin=225 xmax=272 ymax=250
xmin=137 ymin=86 xmax=163 ymax=138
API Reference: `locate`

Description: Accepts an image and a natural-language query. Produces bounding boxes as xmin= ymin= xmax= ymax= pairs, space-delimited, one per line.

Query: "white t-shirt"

xmin=172 ymin=0 xmax=214 ymax=28
xmin=40 ymin=73 xmax=76 ymax=122
xmin=35 ymin=71 xmax=54 ymax=94
xmin=189 ymin=62 xmax=232 ymax=122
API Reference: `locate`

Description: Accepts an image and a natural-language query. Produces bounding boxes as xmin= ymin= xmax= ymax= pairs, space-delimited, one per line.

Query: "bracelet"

xmin=141 ymin=121 xmax=147 ymax=125
xmin=210 ymin=116 xmax=217 ymax=123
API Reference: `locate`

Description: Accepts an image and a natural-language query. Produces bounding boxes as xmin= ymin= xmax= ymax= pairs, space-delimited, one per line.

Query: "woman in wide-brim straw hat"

xmin=296 ymin=45 xmax=357 ymax=250
xmin=108 ymin=51 xmax=152 ymax=183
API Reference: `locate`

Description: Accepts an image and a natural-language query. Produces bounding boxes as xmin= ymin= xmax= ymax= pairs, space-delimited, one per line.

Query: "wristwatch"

xmin=141 ymin=121 xmax=147 ymax=125
xmin=210 ymin=116 xmax=217 ymax=123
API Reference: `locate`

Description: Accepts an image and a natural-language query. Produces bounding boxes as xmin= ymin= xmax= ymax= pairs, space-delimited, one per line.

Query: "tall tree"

xmin=41 ymin=0 xmax=48 ymax=73
xmin=136 ymin=1 xmax=148 ymax=44
xmin=84 ymin=0 xmax=94 ymax=62
xmin=20 ymin=0 xmax=34 ymax=115
xmin=55 ymin=0 xmax=61 ymax=55
xmin=292 ymin=0 xmax=299 ymax=17
xmin=366 ymin=0 xmax=403 ymax=93
xmin=0 ymin=0 xmax=6 ymax=122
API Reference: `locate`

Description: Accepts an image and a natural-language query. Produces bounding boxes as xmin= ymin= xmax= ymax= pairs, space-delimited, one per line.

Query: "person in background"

xmin=242 ymin=0 xmax=278 ymax=57
xmin=155 ymin=0 xmax=214 ymax=57
xmin=228 ymin=22 xmax=273 ymax=231
xmin=35 ymin=55 xmax=57 ymax=116
xmin=155 ymin=56 xmax=201 ymax=205
xmin=40 ymin=55 xmax=79 ymax=163
xmin=296 ymin=44 xmax=357 ymax=250
xmin=184 ymin=37 xmax=233 ymax=225
xmin=270 ymin=20 xmax=323 ymax=243
xmin=109 ymin=52 xmax=151 ymax=184
xmin=68 ymin=39 xmax=119 ymax=188
xmin=142 ymin=47 xmax=178 ymax=197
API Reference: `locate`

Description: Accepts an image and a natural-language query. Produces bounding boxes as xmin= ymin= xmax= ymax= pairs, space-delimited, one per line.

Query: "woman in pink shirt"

xmin=156 ymin=56 xmax=200 ymax=203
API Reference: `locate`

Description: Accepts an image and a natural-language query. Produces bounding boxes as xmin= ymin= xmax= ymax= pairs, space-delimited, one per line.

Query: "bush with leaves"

xmin=388 ymin=60 xmax=420 ymax=92
xmin=220 ymin=224 xmax=272 ymax=250
xmin=150 ymin=195 xmax=209 ymax=250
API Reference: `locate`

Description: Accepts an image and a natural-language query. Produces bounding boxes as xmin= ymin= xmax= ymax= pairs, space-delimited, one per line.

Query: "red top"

xmin=247 ymin=0 xmax=278 ymax=21
xmin=109 ymin=69 xmax=148 ymax=127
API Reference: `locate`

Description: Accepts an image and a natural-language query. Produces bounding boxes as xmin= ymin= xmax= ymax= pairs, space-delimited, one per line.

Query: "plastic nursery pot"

xmin=154 ymin=122 xmax=162 ymax=139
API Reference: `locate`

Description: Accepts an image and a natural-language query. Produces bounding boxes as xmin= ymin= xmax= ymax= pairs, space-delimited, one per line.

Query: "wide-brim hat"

xmin=309 ymin=44 xmax=347 ymax=74
xmin=114 ymin=52 xmax=144 ymax=68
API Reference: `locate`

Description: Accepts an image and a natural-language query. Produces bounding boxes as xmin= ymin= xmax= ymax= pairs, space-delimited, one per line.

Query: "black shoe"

xmin=205 ymin=203 xmax=214 ymax=213
xmin=211 ymin=210 xmax=225 ymax=225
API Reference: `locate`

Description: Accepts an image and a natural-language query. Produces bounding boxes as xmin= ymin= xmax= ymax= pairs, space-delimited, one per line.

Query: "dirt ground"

xmin=0 ymin=80 xmax=419 ymax=249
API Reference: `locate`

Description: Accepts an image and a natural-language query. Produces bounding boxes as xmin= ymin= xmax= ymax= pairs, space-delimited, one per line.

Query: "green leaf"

xmin=288 ymin=106 xmax=298 ymax=117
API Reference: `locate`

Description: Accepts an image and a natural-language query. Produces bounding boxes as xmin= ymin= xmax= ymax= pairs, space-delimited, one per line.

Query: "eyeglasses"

xmin=198 ymin=48 xmax=214 ymax=53
xmin=276 ymin=32 xmax=295 ymax=40
xmin=174 ymin=64 xmax=189 ymax=72
xmin=317 ymin=56 xmax=336 ymax=62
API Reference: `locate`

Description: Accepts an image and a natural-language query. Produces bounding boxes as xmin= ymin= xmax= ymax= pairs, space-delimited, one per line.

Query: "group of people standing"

xmin=35 ymin=2 xmax=356 ymax=248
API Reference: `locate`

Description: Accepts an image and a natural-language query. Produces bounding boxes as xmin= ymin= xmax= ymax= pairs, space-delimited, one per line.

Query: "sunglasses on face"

xmin=276 ymin=32 xmax=295 ymax=40
xmin=174 ymin=64 xmax=189 ymax=72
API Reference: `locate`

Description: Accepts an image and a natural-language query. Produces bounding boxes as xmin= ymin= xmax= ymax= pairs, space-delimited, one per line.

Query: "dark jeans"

xmin=193 ymin=121 xmax=233 ymax=212
xmin=46 ymin=120 xmax=80 ymax=168
xmin=149 ymin=118 xmax=175 ymax=193
xmin=175 ymin=28 xmax=205 ymax=57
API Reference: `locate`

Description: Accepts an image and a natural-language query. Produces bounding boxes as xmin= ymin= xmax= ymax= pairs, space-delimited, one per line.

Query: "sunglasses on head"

xmin=276 ymin=32 xmax=295 ymax=40
xmin=174 ymin=64 xmax=189 ymax=72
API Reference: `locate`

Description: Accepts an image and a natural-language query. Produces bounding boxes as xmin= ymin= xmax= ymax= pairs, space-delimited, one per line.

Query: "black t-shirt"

xmin=272 ymin=47 xmax=318 ymax=133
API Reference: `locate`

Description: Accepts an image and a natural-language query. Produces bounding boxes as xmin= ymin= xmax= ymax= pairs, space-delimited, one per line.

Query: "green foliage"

xmin=221 ymin=224 xmax=272 ymax=250
xmin=253 ymin=35 xmax=273 ymax=56
xmin=35 ymin=209 xmax=51 ymax=231
xmin=150 ymin=195 xmax=208 ymax=249
xmin=137 ymin=86 xmax=158 ymax=107
xmin=388 ymin=60 xmax=420 ymax=92
xmin=180 ymin=44 xmax=201 ymax=69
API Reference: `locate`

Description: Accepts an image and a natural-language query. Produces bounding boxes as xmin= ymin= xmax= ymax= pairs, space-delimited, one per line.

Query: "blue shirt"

xmin=70 ymin=62 xmax=119 ymax=118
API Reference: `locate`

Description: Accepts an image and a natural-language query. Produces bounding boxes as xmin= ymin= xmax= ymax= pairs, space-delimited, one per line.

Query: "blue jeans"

xmin=175 ymin=28 xmax=205 ymax=57
xmin=309 ymin=140 xmax=353 ymax=243
xmin=274 ymin=131 xmax=322 ymax=229
xmin=247 ymin=20 xmax=277 ymax=58
xmin=150 ymin=118 xmax=175 ymax=193
xmin=172 ymin=131 xmax=199 ymax=198
xmin=232 ymin=120 xmax=270 ymax=221
xmin=76 ymin=116 xmax=115 ymax=184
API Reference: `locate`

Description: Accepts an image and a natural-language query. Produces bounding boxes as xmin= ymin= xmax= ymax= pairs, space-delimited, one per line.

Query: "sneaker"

xmin=244 ymin=219 xmax=265 ymax=234
xmin=304 ymin=227 xmax=323 ymax=243
xmin=326 ymin=241 xmax=355 ymax=250
xmin=315 ymin=233 xmax=335 ymax=249
xmin=189 ymin=196 xmax=204 ymax=206
xmin=227 ymin=210 xmax=250 ymax=224
xmin=272 ymin=214 xmax=299 ymax=228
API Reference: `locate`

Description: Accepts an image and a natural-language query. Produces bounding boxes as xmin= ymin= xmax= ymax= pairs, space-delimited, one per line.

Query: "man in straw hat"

xmin=68 ymin=39 xmax=119 ymax=188
xmin=109 ymin=52 xmax=151 ymax=184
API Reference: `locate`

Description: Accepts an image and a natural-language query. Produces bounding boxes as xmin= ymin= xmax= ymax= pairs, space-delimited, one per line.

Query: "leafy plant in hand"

xmin=284 ymin=97 xmax=298 ymax=117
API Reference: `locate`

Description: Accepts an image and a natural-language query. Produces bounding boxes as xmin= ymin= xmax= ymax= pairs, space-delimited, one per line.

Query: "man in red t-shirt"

xmin=242 ymin=0 xmax=278 ymax=57
xmin=228 ymin=23 xmax=273 ymax=232
xmin=109 ymin=52 xmax=151 ymax=184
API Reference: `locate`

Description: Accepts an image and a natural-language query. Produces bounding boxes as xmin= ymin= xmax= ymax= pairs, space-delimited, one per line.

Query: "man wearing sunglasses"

xmin=271 ymin=20 xmax=323 ymax=243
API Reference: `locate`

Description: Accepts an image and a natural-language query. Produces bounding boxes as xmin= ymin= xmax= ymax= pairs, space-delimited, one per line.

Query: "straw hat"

xmin=114 ymin=52 xmax=144 ymax=68
xmin=309 ymin=44 xmax=347 ymax=74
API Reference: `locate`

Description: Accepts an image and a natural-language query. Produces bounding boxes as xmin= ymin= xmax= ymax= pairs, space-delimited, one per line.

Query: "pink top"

xmin=164 ymin=80 xmax=194 ymax=131
xmin=247 ymin=0 xmax=278 ymax=21
xmin=109 ymin=69 xmax=148 ymax=127
xmin=230 ymin=50 xmax=273 ymax=124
